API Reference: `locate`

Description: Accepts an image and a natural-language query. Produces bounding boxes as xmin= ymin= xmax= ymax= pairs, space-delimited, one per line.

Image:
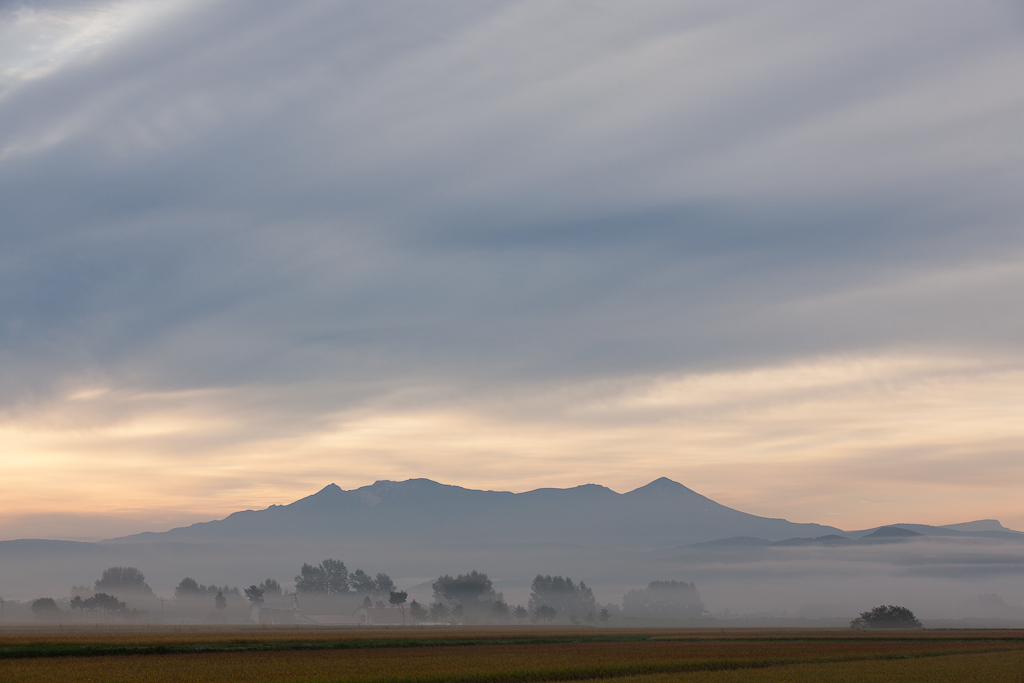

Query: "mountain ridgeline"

xmin=3 ymin=477 xmax=1022 ymax=610
xmin=112 ymin=478 xmax=844 ymax=548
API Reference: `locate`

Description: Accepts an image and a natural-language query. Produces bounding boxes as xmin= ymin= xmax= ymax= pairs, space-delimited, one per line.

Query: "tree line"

xmin=27 ymin=562 xmax=713 ymax=624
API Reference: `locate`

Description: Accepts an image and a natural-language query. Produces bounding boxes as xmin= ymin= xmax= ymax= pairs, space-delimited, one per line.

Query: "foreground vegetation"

xmin=1 ymin=627 xmax=1023 ymax=682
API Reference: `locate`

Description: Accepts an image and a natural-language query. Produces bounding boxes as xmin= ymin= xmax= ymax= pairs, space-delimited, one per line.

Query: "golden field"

xmin=1 ymin=627 xmax=1023 ymax=682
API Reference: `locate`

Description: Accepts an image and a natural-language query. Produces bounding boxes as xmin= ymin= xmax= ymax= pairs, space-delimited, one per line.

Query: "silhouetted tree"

xmin=529 ymin=575 xmax=595 ymax=619
xmin=362 ymin=595 xmax=373 ymax=609
xmin=81 ymin=593 xmax=127 ymax=617
xmin=389 ymin=590 xmax=408 ymax=624
xmin=95 ymin=567 xmax=153 ymax=595
xmin=432 ymin=571 xmax=496 ymax=606
xmin=244 ymin=585 xmax=265 ymax=605
xmin=215 ymin=590 xmax=227 ymax=611
xmin=513 ymin=605 xmax=528 ymax=625
xmin=322 ymin=558 xmax=349 ymax=593
xmin=409 ymin=600 xmax=428 ymax=624
xmin=850 ymin=605 xmax=922 ymax=629
xmin=295 ymin=558 xmax=349 ymax=594
xmin=598 ymin=608 xmax=610 ymax=624
xmin=350 ymin=569 xmax=376 ymax=594
xmin=175 ymin=577 xmax=203 ymax=599
xmin=260 ymin=579 xmax=282 ymax=597
xmin=375 ymin=573 xmax=395 ymax=596
xmin=31 ymin=598 xmax=62 ymax=619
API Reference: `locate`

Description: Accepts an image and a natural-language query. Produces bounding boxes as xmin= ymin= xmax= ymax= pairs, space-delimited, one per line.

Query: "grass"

xmin=1 ymin=627 xmax=1022 ymax=682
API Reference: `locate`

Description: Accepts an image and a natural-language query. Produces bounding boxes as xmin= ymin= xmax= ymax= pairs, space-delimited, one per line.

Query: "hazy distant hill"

xmin=110 ymin=477 xmax=845 ymax=549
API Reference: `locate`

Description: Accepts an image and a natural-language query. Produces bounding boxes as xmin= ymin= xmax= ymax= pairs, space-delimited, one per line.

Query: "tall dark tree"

xmin=529 ymin=575 xmax=595 ymax=619
xmin=174 ymin=577 xmax=203 ymax=599
xmin=322 ymin=558 xmax=349 ymax=593
xmin=375 ymin=573 xmax=395 ymax=596
xmin=513 ymin=605 xmax=528 ymax=625
xmin=350 ymin=569 xmax=376 ymax=594
xmin=389 ymin=590 xmax=408 ymax=624
xmin=95 ymin=567 xmax=153 ymax=595
xmin=409 ymin=600 xmax=428 ymax=624
xmin=295 ymin=558 xmax=349 ymax=594
xmin=432 ymin=571 xmax=496 ymax=607
xmin=260 ymin=579 xmax=282 ymax=597
xmin=214 ymin=591 xmax=227 ymax=611
xmin=244 ymin=585 xmax=265 ymax=605
xmin=295 ymin=563 xmax=325 ymax=593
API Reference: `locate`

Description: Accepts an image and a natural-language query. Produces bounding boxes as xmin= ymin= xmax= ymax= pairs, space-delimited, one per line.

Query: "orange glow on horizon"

xmin=2 ymin=352 xmax=1023 ymax=539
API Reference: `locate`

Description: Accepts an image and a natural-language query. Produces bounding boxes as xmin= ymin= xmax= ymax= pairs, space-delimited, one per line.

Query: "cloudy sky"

xmin=2 ymin=0 xmax=1023 ymax=540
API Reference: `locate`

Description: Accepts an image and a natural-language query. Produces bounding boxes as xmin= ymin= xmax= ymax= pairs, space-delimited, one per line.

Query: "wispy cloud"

xmin=1 ymin=0 xmax=1022 ymax=538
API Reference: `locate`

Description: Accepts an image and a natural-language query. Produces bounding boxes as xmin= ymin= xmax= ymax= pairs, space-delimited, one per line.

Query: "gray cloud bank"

xmin=2 ymin=0 xmax=1023 ymax=421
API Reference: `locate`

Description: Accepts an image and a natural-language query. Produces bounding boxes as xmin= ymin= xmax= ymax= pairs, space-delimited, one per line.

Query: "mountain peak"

xmin=626 ymin=477 xmax=699 ymax=496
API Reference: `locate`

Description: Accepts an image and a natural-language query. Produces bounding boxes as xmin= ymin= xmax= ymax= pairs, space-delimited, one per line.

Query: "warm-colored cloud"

xmin=2 ymin=352 xmax=1021 ymax=539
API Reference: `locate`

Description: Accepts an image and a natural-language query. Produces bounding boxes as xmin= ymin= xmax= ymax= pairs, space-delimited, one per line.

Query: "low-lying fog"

xmin=2 ymin=535 xmax=1022 ymax=625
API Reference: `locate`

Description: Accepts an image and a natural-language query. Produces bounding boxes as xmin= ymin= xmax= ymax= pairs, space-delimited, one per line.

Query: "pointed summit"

xmin=626 ymin=477 xmax=700 ymax=496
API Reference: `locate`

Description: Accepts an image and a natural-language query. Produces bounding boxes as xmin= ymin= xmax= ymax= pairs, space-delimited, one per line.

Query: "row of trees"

xmin=24 ymin=564 xmax=926 ymax=628
xmin=294 ymin=559 xmax=394 ymax=597
xmin=174 ymin=578 xmax=245 ymax=600
xmin=52 ymin=564 xmax=709 ymax=624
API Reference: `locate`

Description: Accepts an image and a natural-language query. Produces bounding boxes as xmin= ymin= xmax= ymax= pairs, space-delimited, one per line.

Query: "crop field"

xmin=2 ymin=627 xmax=1023 ymax=682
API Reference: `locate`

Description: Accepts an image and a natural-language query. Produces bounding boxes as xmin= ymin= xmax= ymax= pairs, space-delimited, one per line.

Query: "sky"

xmin=1 ymin=0 xmax=1023 ymax=541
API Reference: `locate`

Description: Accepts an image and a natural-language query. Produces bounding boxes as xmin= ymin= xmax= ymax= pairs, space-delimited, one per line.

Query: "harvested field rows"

xmin=1 ymin=628 xmax=1022 ymax=682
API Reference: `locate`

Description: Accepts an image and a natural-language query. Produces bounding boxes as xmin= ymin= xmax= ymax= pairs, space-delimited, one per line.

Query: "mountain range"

xmin=111 ymin=477 xmax=850 ymax=548
xmin=110 ymin=477 xmax=1022 ymax=548
xmin=2 ymin=477 xmax=1022 ymax=610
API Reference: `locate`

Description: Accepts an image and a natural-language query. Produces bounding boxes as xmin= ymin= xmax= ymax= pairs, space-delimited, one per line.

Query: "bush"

xmin=850 ymin=604 xmax=922 ymax=629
